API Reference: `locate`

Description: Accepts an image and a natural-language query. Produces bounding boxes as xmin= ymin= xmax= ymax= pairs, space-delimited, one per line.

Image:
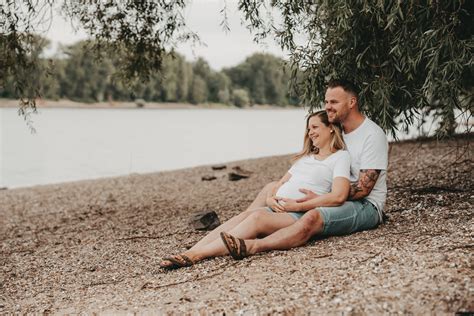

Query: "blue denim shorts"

xmin=265 ymin=207 xmax=304 ymax=221
xmin=318 ymin=200 xmax=380 ymax=236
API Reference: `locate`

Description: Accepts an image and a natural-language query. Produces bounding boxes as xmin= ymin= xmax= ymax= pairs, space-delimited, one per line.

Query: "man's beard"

xmin=328 ymin=110 xmax=339 ymax=123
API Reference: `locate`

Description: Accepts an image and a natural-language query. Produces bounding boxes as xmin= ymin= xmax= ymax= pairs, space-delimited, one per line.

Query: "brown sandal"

xmin=160 ymin=254 xmax=194 ymax=269
xmin=220 ymin=232 xmax=248 ymax=260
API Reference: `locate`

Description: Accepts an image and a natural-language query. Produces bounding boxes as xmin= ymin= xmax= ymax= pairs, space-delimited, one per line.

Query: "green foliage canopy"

xmin=238 ymin=0 xmax=473 ymax=135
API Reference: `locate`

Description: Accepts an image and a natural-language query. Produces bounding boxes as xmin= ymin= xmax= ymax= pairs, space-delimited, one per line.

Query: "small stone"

xmin=211 ymin=165 xmax=226 ymax=170
xmin=201 ymin=175 xmax=217 ymax=181
xmin=179 ymin=296 xmax=192 ymax=302
xmin=105 ymin=193 xmax=116 ymax=203
xmin=232 ymin=166 xmax=253 ymax=175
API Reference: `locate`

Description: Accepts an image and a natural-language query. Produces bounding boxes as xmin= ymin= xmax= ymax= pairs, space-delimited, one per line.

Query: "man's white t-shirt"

xmin=276 ymin=150 xmax=351 ymax=200
xmin=343 ymin=117 xmax=388 ymax=221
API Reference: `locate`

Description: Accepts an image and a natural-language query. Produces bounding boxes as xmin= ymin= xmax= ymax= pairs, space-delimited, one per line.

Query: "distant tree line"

xmin=0 ymin=38 xmax=297 ymax=107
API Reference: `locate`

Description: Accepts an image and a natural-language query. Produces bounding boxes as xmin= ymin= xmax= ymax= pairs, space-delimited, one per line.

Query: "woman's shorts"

xmin=318 ymin=200 xmax=380 ymax=236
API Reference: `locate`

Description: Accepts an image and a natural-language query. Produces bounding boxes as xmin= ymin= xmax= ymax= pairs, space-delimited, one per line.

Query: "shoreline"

xmin=2 ymin=133 xmax=471 ymax=191
xmin=0 ymin=153 xmax=292 ymax=191
xmin=0 ymin=135 xmax=472 ymax=314
xmin=0 ymin=98 xmax=300 ymax=110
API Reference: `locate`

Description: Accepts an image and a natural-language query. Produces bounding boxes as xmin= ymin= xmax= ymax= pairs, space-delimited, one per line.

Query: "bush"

xmin=190 ymin=76 xmax=208 ymax=104
xmin=135 ymin=98 xmax=146 ymax=108
xmin=232 ymin=89 xmax=250 ymax=107
xmin=217 ymin=89 xmax=230 ymax=104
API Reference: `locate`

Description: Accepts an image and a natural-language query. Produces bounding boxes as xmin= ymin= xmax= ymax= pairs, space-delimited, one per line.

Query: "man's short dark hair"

xmin=327 ymin=79 xmax=360 ymax=98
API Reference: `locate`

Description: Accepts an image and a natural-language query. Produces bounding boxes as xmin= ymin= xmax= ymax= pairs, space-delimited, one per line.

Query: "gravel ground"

xmin=0 ymin=135 xmax=472 ymax=315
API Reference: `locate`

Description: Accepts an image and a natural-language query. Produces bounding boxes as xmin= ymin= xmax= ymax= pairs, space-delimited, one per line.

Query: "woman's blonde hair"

xmin=292 ymin=110 xmax=345 ymax=162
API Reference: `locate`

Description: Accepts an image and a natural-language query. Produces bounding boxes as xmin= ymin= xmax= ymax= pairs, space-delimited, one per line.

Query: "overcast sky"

xmin=45 ymin=0 xmax=286 ymax=70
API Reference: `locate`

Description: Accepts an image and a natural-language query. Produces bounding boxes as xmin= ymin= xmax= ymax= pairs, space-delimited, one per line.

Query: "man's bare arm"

xmin=348 ymin=169 xmax=381 ymax=200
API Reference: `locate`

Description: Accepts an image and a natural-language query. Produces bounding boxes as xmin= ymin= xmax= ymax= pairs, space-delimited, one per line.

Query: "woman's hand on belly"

xmin=266 ymin=196 xmax=285 ymax=212
xmin=279 ymin=198 xmax=300 ymax=212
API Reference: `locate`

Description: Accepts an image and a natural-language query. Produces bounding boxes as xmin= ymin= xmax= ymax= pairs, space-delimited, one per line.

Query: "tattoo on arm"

xmin=349 ymin=183 xmax=363 ymax=197
xmin=348 ymin=169 xmax=381 ymax=200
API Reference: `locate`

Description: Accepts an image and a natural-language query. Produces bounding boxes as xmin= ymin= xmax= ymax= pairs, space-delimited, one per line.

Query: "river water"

xmin=1 ymin=108 xmax=309 ymax=188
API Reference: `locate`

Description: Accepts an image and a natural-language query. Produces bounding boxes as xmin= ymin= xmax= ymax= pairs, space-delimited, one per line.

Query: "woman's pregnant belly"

xmin=276 ymin=179 xmax=324 ymax=200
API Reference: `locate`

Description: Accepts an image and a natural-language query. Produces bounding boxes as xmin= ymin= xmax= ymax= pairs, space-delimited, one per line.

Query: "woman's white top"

xmin=275 ymin=150 xmax=351 ymax=200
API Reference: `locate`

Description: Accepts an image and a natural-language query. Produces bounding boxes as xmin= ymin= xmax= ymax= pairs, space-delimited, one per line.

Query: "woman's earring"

xmin=330 ymin=130 xmax=334 ymax=133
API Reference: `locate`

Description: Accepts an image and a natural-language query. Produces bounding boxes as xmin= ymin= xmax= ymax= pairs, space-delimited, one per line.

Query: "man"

xmin=234 ymin=78 xmax=389 ymax=256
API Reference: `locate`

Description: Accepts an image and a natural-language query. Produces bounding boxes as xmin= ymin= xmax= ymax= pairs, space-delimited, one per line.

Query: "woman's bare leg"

xmin=183 ymin=208 xmax=296 ymax=262
xmin=186 ymin=181 xmax=277 ymax=252
xmin=244 ymin=181 xmax=277 ymax=211
xmin=186 ymin=210 xmax=254 ymax=253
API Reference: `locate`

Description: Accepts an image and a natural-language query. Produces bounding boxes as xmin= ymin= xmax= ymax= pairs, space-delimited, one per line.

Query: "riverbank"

xmin=0 ymin=98 xmax=296 ymax=110
xmin=0 ymin=135 xmax=472 ymax=314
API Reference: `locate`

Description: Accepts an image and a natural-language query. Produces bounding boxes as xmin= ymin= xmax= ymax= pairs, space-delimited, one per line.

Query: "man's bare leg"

xmin=186 ymin=181 xmax=277 ymax=253
xmin=184 ymin=208 xmax=296 ymax=262
xmin=245 ymin=209 xmax=324 ymax=255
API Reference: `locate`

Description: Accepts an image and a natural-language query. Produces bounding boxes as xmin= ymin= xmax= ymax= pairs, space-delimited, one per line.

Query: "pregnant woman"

xmin=160 ymin=110 xmax=351 ymax=269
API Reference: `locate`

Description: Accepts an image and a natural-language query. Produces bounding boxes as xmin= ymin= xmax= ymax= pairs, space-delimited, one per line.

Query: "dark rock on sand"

xmin=189 ymin=211 xmax=221 ymax=230
xmin=228 ymin=172 xmax=250 ymax=181
xmin=228 ymin=166 xmax=254 ymax=181
xmin=232 ymin=166 xmax=253 ymax=175
xmin=201 ymin=175 xmax=217 ymax=181
xmin=211 ymin=165 xmax=227 ymax=170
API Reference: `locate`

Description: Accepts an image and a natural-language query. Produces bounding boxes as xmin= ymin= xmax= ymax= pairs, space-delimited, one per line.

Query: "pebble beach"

xmin=0 ymin=134 xmax=472 ymax=314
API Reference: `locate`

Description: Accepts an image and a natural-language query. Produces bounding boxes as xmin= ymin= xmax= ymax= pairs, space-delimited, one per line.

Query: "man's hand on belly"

xmin=296 ymin=188 xmax=319 ymax=202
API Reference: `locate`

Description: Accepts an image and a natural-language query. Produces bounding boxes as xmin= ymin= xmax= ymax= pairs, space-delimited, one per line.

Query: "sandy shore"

xmin=0 ymin=135 xmax=472 ymax=314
